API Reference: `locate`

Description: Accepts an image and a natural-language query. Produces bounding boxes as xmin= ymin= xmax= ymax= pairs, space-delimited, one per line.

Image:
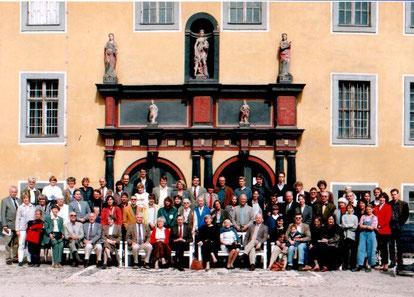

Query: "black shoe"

xmin=13 ymin=260 xmax=18 ymax=264
xmin=96 ymin=261 xmax=102 ymax=268
xmin=365 ymin=267 xmax=371 ymax=273
xmin=178 ymin=267 xmax=185 ymax=271
xmin=84 ymin=261 xmax=89 ymax=268
xmin=298 ymin=265 xmax=304 ymax=271
xmin=144 ymin=262 xmax=150 ymax=269
xmin=6 ymin=260 xmax=12 ymax=265
xmin=71 ymin=262 xmax=77 ymax=267
xmin=352 ymin=266 xmax=362 ymax=272
xmin=102 ymin=264 xmax=107 ymax=270
xmin=18 ymin=262 xmax=24 ymax=267
xmin=34 ymin=264 xmax=40 ymax=268
xmin=133 ymin=262 xmax=138 ymax=269
xmin=249 ymin=264 xmax=255 ymax=271
xmin=389 ymin=262 xmax=396 ymax=268
xmin=286 ymin=265 xmax=293 ymax=271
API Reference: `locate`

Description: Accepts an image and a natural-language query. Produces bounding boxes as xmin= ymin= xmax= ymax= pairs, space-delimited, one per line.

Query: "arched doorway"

xmin=213 ymin=155 xmax=275 ymax=191
xmin=122 ymin=157 xmax=186 ymax=194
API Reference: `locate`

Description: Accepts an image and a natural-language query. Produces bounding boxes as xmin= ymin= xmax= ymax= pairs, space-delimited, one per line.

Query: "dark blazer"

xmin=101 ymin=224 xmax=122 ymax=244
xmin=281 ymin=201 xmax=300 ymax=226
xmin=42 ymin=215 xmax=64 ymax=245
xmin=169 ymin=224 xmax=193 ymax=248
xmin=133 ymin=177 xmax=154 ymax=195
xmin=1 ymin=196 xmax=22 ymax=230
xmin=314 ymin=202 xmax=337 ymax=224
xmin=21 ymin=188 xmax=40 ymax=205
xmin=244 ymin=223 xmax=269 ymax=246
xmin=295 ymin=204 xmax=313 ymax=225
xmin=83 ymin=222 xmax=103 ymax=245
xmin=271 ymin=184 xmax=290 ymax=202
xmin=211 ymin=209 xmax=230 ymax=226
xmin=252 ymin=183 xmax=270 ymax=204
xmin=294 ymin=191 xmax=311 ymax=204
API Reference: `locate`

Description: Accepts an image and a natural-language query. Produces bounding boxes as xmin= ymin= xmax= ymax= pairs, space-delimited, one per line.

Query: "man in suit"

xmin=83 ymin=213 xmax=103 ymax=267
xmin=152 ymin=175 xmax=173 ymax=206
xmin=285 ymin=212 xmax=311 ymax=271
xmin=201 ymin=185 xmax=218 ymax=210
xmin=232 ymin=194 xmax=254 ymax=232
xmin=293 ymin=181 xmax=310 ymax=204
xmin=69 ymin=189 xmax=91 ymax=223
xmin=132 ymin=168 xmax=154 ymax=195
xmin=214 ymin=176 xmax=233 ymax=207
xmin=295 ymin=194 xmax=313 ymax=225
xmin=169 ymin=214 xmax=192 ymax=271
xmin=193 ymin=197 xmax=211 ymax=232
xmin=123 ymin=195 xmax=142 ymax=230
xmin=243 ymin=213 xmax=268 ymax=271
xmin=281 ymin=191 xmax=299 ymax=227
xmin=62 ymin=176 xmax=77 ymax=204
xmin=126 ymin=213 xmax=152 ymax=268
xmin=64 ymin=211 xmax=84 ymax=266
xmin=101 ymin=214 xmax=122 ymax=269
xmin=1 ymin=186 xmax=22 ymax=264
xmin=99 ymin=177 xmax=113 ymax=200
xmin=21 ymin=177 xmax=40 ymax=205
xmin=315 ymin=191 xmax=336 ymax=225
xmin=252 ymin=173 xmax=269 ymax=207
xmin=189 ymin=176 xmax=206 ymax=208
xmin=271 ymin=171 xmax=290 ymax=204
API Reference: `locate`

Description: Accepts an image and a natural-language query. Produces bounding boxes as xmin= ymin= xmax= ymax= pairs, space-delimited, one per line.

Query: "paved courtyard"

xmin=0 ymin=259 xmax=412 ymax=297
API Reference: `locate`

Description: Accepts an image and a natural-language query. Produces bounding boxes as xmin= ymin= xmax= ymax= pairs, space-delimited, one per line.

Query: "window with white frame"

xmin=223 ymin=2 xmax=267 ymax=30
xmin=405 ymin=2 xmax=414 ymax=34
xmin=21 ymin=1 xmax=66 ymax=32
xmin=19 ymin=180 xmax=64 ymax=197
xmin=332 ymin=74 xmax=377 ymax=145
xmin=402 ymin=185 xmax=414 ymax=223
xmin=331 ymin=183 xmax=377 ymax=205
xmin=332 ymin=1 xmax=377 ymax=33
xmin=404 ymin=76 xmax=414 ymax=145
xmin=20 ymin=73 xmax=65 ymax=144
xmin=135 ymin=2 xmax=179 ymax=31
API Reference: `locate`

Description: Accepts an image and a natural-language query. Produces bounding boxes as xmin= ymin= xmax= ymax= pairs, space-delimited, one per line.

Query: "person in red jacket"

xmin=374 ymin=192 xmax=392 ymax=271
xmin=150 ymin=217 xmax=171 ymax=269
xmin=100 ymin=195 xmax=122 ymax=226
xmin=26 ymin=209 xmax=44 ymax=267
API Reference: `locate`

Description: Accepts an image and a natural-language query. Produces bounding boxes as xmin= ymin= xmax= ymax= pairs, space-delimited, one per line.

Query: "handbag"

xmin=190 ymin=246 xmax=203 ymax=270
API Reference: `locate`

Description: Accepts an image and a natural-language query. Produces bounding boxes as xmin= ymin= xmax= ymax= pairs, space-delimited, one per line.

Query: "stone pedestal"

xmin=277 ymin=73 xmax=293 ymax=84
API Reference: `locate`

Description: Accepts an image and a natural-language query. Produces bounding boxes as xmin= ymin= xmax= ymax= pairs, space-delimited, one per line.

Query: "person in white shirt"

xmin=54 ymin=197 xmax=70 ymax=225
xmin=134 ymin=183 xmax=149 ymax=208
xmin=15 ymin=194 xmax=36 ymax=266
xmin=21 ymin=177 xmax=40 ymax=205
xmin=42 ymin=176 xmax=63 ymax=204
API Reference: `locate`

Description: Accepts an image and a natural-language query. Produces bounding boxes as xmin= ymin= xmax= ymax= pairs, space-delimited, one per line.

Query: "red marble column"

xmin=277 ymin=96 xmax=296 ymax=127
xmin=105 ymin=96 xmax=115 ymax=127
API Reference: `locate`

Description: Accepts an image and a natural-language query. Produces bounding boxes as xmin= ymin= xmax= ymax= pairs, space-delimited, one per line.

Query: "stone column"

xmin=104 ymin=150 xmax=115 ymax=190
xmin=287 ymin=151 xmax=296 ymax=188
xmin=192 ymin=153 xmax=201 ymax=179
xmin=275 ymin=151 xmax=285 ymax=175
xmin=203 ymin=152 xmax=213 ymax=188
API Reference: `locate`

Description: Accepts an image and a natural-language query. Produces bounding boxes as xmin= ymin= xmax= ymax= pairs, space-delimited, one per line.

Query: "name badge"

xmin=169 ymin=215 xmax=173 ymax=219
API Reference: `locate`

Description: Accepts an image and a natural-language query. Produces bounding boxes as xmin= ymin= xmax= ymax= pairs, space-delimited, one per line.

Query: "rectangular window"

xmin=402 ymin=185 xmax=414 ymax=223
xmin=223 ymin=2 xmax=267 ymax=30
xmin=21 ymin=2 xmax=66 ymax=32
xmin=333 ymin=2 xmax=376 ymax=33
xmin=135 ymin=2 xmax=179 ymax=31
xmin=332 ymin=183 xmax=377 ymax=206
xmin=405 ymin=2 xmax=414 ymax=34
xmin=20 ymin=73 xmax=65 ymax=144
xmin=403 ymin=76 xmax=414 ymax=145
xmin=332 ymin=74 xmax=376 ymax=145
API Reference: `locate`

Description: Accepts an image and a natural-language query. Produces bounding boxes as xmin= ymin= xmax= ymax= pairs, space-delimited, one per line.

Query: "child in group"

xmin=286 ymin=225 xmax=303 ymax=259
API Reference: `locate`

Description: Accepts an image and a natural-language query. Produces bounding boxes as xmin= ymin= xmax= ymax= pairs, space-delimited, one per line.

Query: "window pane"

xmin=28 ymin=1 xmax=59 ymax=25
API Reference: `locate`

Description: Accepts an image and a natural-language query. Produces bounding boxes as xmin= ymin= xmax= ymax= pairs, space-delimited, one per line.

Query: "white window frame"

xmin=332 ymin=1 xmax=377 ymax=34
xmin=222 ymin=1 xmax=268 ymax=31
xmin=134 ymin=2 xmax=180 ymax=31
xmin=401 ymin=184 xmax=414 ymax=223
xmin=19 ymin=72 xmax=66 ymax=145
xmin=403 ymin=76 xmax=414 ymax=146
xmin=404 ymin=2 xmax=414 ymax=34
xmin=331 ymin=182 xmax=378 ymax=206
xmin=18 ymin=180 xmax=65 ymax=198
xmin=21 ymin=1 xmax=66 ymax=33
xmin=331 ymin=73 xmax=377 ymax=146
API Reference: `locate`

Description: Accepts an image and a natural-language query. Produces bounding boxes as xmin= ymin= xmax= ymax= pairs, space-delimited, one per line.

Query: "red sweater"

xmin=150 ymin=228 xmax=170 ymax=245
xmin=374 ymin=203 xmax=392 ymax=235
xmin=26 ymin=220 xmax=44 ymax=244
xmin=101 ymin=206 xmax=123 ymax=226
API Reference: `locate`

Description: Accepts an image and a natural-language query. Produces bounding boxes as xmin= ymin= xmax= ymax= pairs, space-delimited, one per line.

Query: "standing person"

xmin=193 ymin=196 xmax=211 ymax=232
xmin=43 ymin=205 xmax=64 ymax=268
xmin=80 ymin=177 xmax=94 ymax=204
xmin=15 ymin=194 xmax=36 ymax=266
xmin=26 ymin=210 xmax=44 ymax=267
xmin=307 ymin=216 xmax=324 ymax=271
xmin=132 ymin=168 xmax=154 ymax=195
xmin=373 ymin=193 xmax=393 ymax=272
xmin=307 ymin=187 xmax=320 ymax=208
xmin=371 ymin=187 xmax=382 ymax=206
xmin=64 ymin=212 xmax=84 ymax=267
xmin=225 ymin=195 xmax=238 ymax=222
xmin=62 ymin=177 xmax=77 ymax=204
xmin=126 ymin=213 xmax=152 ymax=269
xmin=152 ymin=176 xmax=173 ymax=206
xmin=346 ymin=191 xmax=358 ymax=208
xmin=281 ymin=191 xmax=299 ymax=227
xmin=354 ymin=204 xmax=378 ymax=272
xmin=189 ymin=176 xmax=206 ymax=208
xmin=248 ymin=190 xmax=264 ymax=216
xmin=173 ymin=195 xmax=183 ymax=210
xmin=169 ymin=214 xmax=192 ymax=271
xmin=265 ymin=204 xmax=281 ymax=237
xmin=265 ymin=194 xmax=278 ymax=218
xmin=219 ymin=219 xmax=240 ymax=269
xmin=90 ymin=189 xmax=104 ymax=213
xmin=134 ymin=183 xmax=149 ymax=208
xmin=123 ymin=195 xmax=143 ymax=232
xmin=121 ymin=174 xmax=131 ymax=195
xmin=334 ymin=197 xmax=348 ymax=225
xmin=295 ymin=194 xmax=313 ymax=226
xmin=271 ymin=171 xmax=289 ymax=204
xmin=113 ymin=181 xmax=124 ymax=205
xmin=243 ymin=213 xmax=268 ymax=271
xmin=150 ymin=217 xmax=171 ymax=269
xmin=172 ymin=180 xmax=190 ymax=200
xmin=157 ymin=197 xmax=177 ymax=228
xmin=201 ymin=185 xmax=218 ymax=211
xmin=214 ymin=176 xmax=233 ymax=207
xmin=388 ymin=189 xmax=409 ymax=269
xmin=101 ymin=195 xmax=122 ymax=226
xmin=21 ymin=177 xmax=40 ymax=206
xmin=316 ymin=180 xmax=334 ymax=204
xmin=69 ymin=189 xmax=91 ymax=223
xmin=234 ymin=176 xmax=252 ymax=202
xmin=315 ymin=191 xmax=336 ymax=225
xmin=197 ymin=215 xmax=220 ymax=270
xmin=232 ymin=194 xmax=254 ymax=232
xmin=101 ymin=215 xmax=122 ymax=269
xmin=83 ymin=213 xmax=103 ymax=267
xmin=293 ymin=181 xmax=310 ymax=204
xmin=143 ymin=194 xmax=159 ymax=230
xmin=355 ymin=200 xmax=367 ymax=220
xmin=211 ymin=200 xmax=230 ymax=227
xmin=177 ymin=198 xmax=194 ymax=232
xmin=42 ymin=176 xmax=63 ymax=205
xmin=252 ymin=173 xmax=269 ymax=208
xmin=98 ymin=177 xmax=113 ymax=200
xmin=341 ymin=204 xmax=358 ymax=270
xmin=1 ymin=186 xmax=22 ymax=265
xmin=55 ymin=197 xmax=70 ymax=225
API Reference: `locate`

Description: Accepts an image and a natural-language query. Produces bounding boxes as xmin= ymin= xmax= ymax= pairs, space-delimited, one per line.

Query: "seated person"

xmin=126 ymin=213 xmax=152 ymax=269
xmin=268 ymin=217 xmax=287 ymax=270
xmin=243 ymin=213 xmax=268 ymax=271
xmin=286 ymin=225 xmax=303 ymax=260
xmin=101 ymin=215 xmax=122 ymax=269
xmin=169 ymin=214 xmax=192 ymax=271
xmin=150 ymin=217 xmax=171 ymax=269
xmin=285 ymin=213 xmax=311 ymax=271
xmin=83 ymin=213 xmax=103 ymax=267
xmin=219 ymin=219 xmax=240 ymax=269
xmin=64 ymin=211 xmax=84 ymax=267
xmin=197 ymin=215 xmax=220 ymax=270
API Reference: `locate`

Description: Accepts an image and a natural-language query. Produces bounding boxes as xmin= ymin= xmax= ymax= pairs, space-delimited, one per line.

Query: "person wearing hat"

xmin=334 ymin=197 xmax=349 ymax=225
xmin=43 ymin=204 xmax=64 ymax=268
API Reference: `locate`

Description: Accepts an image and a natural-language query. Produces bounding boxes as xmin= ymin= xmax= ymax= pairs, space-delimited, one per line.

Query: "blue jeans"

xmin=357 ymin=231 xmax=376 ymax=266
xmin=287 ymin=242 xmax=308 ymax=265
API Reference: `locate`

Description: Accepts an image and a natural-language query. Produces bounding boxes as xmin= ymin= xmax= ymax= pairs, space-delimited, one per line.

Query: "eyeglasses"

xmin=130 ymin=199 xmax=137 ymax=201
xmin=70 ymin=215 xmax=77 ymax=217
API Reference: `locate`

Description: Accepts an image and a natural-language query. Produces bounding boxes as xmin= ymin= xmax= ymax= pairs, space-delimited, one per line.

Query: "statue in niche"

xmin=103 ymin=33 xmax=118 ymax=84
xmin=239 ymin=100 xmax=250 ymax=126
xmin=278 ymin=33 xmax=293 ymax=83
xmin=194 ymin=29 xmax=209 ymax=79
xmin=148 ymin=100 xmax=158 ymax=126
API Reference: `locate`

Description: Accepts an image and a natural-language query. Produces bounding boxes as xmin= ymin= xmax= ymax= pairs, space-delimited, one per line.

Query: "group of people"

xmin=1 ymin=169 xmax=410 ymax=273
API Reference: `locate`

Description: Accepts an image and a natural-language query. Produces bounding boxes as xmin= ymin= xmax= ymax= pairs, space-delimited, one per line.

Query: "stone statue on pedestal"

xmin=194 ymin=29 xmax=209 ymax=79
xmin=148 ymin=100 xmax=158 ymax=127
xmin=278 ymin=33 xmax=292 ymax=83
xmin=103 ymin=33 xmax=118 ymax=84
xmin=239 ymin=100 xmax=250 ymax=127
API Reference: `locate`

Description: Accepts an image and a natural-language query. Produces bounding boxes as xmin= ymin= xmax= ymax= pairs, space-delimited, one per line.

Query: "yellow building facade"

xmin=0 ymin=1 xmax=413 ymax=220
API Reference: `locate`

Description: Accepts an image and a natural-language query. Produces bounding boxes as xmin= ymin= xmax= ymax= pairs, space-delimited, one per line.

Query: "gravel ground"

xmin=0 ymin=258 xmax=412 ymax=297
